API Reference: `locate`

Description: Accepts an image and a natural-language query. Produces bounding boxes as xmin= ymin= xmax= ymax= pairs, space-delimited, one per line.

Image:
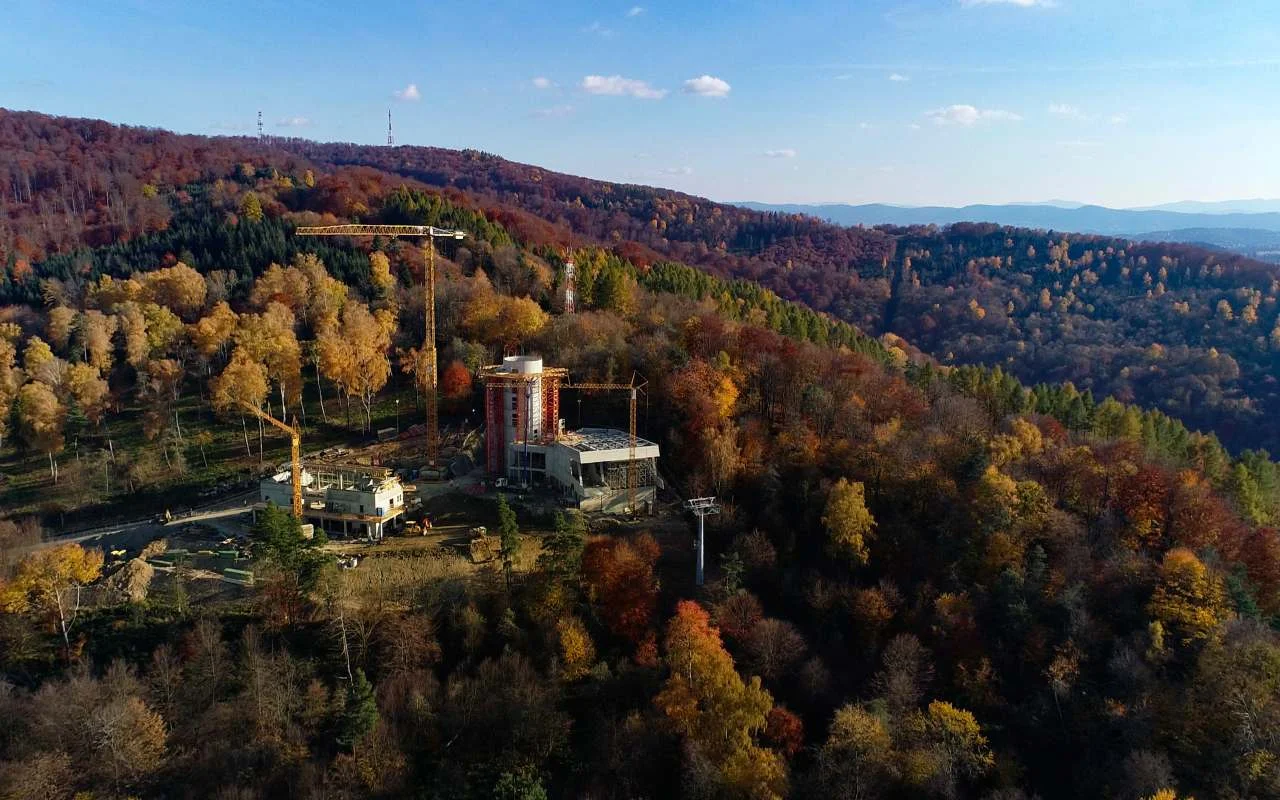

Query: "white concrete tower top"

xmin=502 ymin=355 xmax=543 ymax=375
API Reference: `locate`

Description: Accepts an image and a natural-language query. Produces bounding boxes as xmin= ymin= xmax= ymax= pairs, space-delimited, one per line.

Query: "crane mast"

xmin=295 ymin=224 xmax=467 ymax=469
xmin=240 ymin=401 xmax=302 ymax=519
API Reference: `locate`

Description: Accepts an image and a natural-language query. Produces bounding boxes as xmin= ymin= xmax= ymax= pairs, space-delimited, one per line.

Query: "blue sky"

xmin=3 ymin=0 xmax=1279 ymax=207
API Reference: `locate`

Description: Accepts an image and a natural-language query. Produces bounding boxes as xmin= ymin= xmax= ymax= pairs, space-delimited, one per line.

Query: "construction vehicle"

xmin=403 ymin=520 xmax=423 ymax=536
xmin=295 ymin=224 xmax=467 ymax=471
xmin=239 ymin=400 xmax=303 ymax=521
xmin=467 ymin=526 xmax=496 ymax=563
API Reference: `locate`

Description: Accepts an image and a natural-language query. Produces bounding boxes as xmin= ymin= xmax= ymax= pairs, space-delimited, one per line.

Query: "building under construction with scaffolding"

xmin=481 ymin=356 xmax=660 ymax=513
xmin=259 ymin=462 xmax=407 ymax=539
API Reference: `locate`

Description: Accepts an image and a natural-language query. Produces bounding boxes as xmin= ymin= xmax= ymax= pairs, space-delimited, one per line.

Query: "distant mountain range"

xmin=732 ymin=200 xmax=1280 ymax=262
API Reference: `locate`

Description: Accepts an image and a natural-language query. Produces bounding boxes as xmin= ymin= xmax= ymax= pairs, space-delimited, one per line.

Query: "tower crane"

xmin=295 ymin=224 xmax=468 ymax=471
xmin=565 ymin=374 xmax=648 ymax=517
xmin=240 ymin=400 xmax=303 ymax=519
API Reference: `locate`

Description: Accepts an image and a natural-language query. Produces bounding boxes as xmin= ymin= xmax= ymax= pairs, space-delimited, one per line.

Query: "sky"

xmin=3 ymin=0 xmax=1279 ymax=208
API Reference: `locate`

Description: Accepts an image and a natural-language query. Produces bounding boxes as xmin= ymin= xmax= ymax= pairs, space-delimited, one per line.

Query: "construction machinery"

xmin=295 ymin=224 xmax=468 ymax=471
xmin=240 ymin=400 xmax=302 ymax=519
xmin=565 ymin=375 xmax=648 ymax=517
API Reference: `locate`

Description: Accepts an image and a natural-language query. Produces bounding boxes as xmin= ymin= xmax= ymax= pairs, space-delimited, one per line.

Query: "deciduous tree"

xmin=0 ymin=543 xmax=103 ymax=659
xmin=654 ymin=600 xmax=786 ymax=799
xmin=1148 ymin=548 xmax=1231 ymax=646
xmin=15 ymin=381 xmax=66 ymax=480
xmin=823 ymin=477 xmax=876 ymax=566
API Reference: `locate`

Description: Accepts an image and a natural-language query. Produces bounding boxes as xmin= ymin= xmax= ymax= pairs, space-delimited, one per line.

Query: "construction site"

xmin=481 ymin=356 xmax=660 ymax=514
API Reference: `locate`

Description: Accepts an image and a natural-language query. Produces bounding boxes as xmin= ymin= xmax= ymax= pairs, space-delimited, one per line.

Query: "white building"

xmin=259 ymin=463 xmax=406 ymax=539
xmin=508 ymin=428 xmax=660 ymax=513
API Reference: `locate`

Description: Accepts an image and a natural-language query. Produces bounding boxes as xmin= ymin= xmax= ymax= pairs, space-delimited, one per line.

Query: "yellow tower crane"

xmin=295 ymin=224 xmax=468 ymax=470
xmin=565 ymin=374 xmax=648 ymax=517
xmin=240 ymin=400 xmax=303 ymax=519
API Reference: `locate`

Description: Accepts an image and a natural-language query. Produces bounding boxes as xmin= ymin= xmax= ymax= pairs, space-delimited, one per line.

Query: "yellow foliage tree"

xmin=211 ymin=347 xmax=271 ymax=457
xmin=814 ymin=704 xmax=896 ymax=799
xmin=15 ymin=380 xmax=66 ymax=480
xmin=1148 ymin=548 xmax=1231 ymax=646
xmin=46 ymin=306 xmax=78 ymax=354
xmin=81 ymin=310 xmax=118 ymax=372
xmin=189 ymin=301 xmax=239 ymax=360
xmin=556 ymin=616 xmax=596 ymax=681
xmin=141 ymin=302 xmax=185 ymax=357
xmin=116 ymin=301 xmax=150 ymax=368
xmin=66 ymin=363 xmax=111 ymax=426
xmin=712 ymin=375 xmax=739 ymax=422
xmin=318 ymin=303 xmax=391 ymax=431
xmin=823 ymin=478 xmax=876 ymax=566
xmin=0 ymin=543 xmax=104 ymax=659
xmin=369 ymin=251 xmax=397 ymax=311
xmin=0 ymin=337 xmax=21 ymax=450
xmin=22 ymin=335 xmax=54 ymax=376
xmin=235 ymin=302 xmax=303 ymax=413
xmin=140 ymin=262 xmax=207 ymax=319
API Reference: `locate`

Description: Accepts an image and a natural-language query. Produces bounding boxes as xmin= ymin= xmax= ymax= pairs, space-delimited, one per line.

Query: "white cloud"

xmin=394 ymin=83 xmax=421 ymax=101
xmin=907 ymin=123 xmax=922 ymax=130
xmin=1110 ymin=113 xmax=1129 ymax=124
xmin=1048 ymin=102 xmax=1086 ymax=118
xmin=627 ymin=6 xmax=644 ymax=16
xmin=531 ymin=76 xmax=554 ymax=89
xmin=763 ymin=149 xmax=797 ymax=158
xmin=960 ymin=0 xmax=1056 ymax=7
xmin=682 ymin=75 xmax=731 ymax=98
xmin=834 ymin=74 xmax=854 ymax=80
xmin=888 ymin=73 xmax=909 ymax=82
xmin=925 ymin=104 xmax=1021 ymax=125
xmin=658 ymin=166 xmax=693 ymax=176
xmin=581 ymin=74 xmax=667 ymax=99
xmin=531 ymin=105 xmax=575 ymax=118
xmin=276 ymin=116 xmax=310 ymax=128
xmin=858 ymin=122 xmax=872 ymax=129
xmin=584 ymin=21 xmax=615 ymax=37
xmin=1058 ymin=139 xmax=1103 ymax=148
xmin=210 ymin=121 xmax=250 ymax=132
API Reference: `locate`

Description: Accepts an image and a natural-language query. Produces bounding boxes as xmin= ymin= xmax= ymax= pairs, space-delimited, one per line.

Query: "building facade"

xmin=259 ymin=463 xmax=407 ymax=538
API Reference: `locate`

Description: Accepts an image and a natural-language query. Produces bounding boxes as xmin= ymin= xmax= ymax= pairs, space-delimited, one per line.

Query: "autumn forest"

xmin=1 ymin=110 xmax=1279 ymax=800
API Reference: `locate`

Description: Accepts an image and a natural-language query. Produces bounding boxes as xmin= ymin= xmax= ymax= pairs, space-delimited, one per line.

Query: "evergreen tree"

xmin=498 ymin=495 xmax=519 ymax=589
xmin=337 ymin=668 xmax=378 ymax=749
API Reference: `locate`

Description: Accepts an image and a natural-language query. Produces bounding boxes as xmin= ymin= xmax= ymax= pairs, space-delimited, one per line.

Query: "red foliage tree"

xmin=1238 ymin=527 xmax=1280 ymax=616
xmin=763 ymin=705 xmax=804 ymax=757
xmin=581 ymin=534 xmax=661 ymax=645
xmin=441 ymin=360 xmax=473 ymax=402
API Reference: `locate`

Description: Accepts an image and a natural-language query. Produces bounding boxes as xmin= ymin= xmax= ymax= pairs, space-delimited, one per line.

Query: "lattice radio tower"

xmin=257 ymin=110 xmax=263 ymax=141
xmin=563 ymin=257 xmax=576 ymax=314
xmin=387 ymin=109 xmax=394 ymax=146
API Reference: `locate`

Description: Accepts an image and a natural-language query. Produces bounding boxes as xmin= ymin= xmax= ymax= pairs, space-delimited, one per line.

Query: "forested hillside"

xmin=6 ymin=109 xmax=1280 ymax=454
xmin=2 ymin=110 xmax=1280 ymax=799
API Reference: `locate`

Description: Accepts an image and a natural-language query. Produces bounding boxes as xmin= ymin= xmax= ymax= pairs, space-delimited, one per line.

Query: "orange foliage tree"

xmin=654 ymin=600 xmax=787 ymax=799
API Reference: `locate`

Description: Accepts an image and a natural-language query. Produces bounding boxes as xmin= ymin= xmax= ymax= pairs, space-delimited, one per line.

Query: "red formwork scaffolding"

xmin=481 ymin=363 xmax=569 ymax=476
xmin=543 ymin=373 xmax=562 ymax=440
xmin=485 ymin=382 xmax=504 ymax=474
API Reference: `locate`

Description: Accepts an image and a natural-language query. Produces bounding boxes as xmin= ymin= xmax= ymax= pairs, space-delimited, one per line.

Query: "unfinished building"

xmin=481 ymin=356 xmax=660 ymax=513
xmin=259 ymin=463 xmax=407 ymax=538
